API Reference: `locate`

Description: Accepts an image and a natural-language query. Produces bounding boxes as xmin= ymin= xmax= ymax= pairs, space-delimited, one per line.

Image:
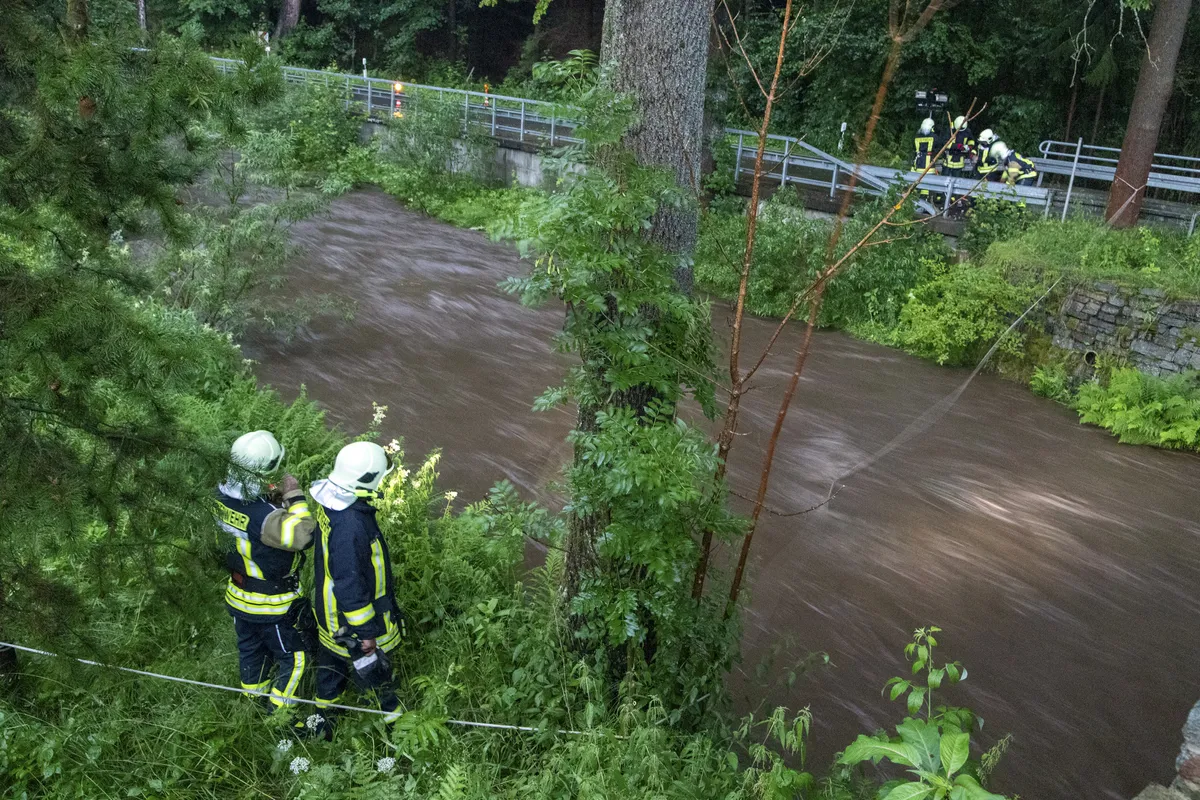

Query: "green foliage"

xmin=694 ymin=192 xmax=947 ymax=334
xmin=836 ymin=629 xmax=1008 ymax=800
xmin=986 ymin=219 xmax=1200 ymax=297
xmin=893 ymin=265 xmax=1039 ymax=366
xmin=1029 ymin=363 xmax=1072 ymax=403
xmin=959 ymin=198 xmax=1037 ymax=261
xmin=1075 ymin=368 xmax=1200 ymax=450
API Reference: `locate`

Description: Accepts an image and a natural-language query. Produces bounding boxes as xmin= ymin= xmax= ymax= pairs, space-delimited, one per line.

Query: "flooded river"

xmin=245 ymin=188 xmax=1200 ymax=799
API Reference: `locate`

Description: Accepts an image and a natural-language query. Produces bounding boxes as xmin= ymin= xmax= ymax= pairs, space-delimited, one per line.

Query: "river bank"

xmin=245 ymin=186 xmax=1200 ymax=799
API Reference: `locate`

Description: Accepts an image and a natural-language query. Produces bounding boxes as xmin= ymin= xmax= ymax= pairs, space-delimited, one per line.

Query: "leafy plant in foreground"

xmin=837 ymin=628 xmax=1008 ymax=800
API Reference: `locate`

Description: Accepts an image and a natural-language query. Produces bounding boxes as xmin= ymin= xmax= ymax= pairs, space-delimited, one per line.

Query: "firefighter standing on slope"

xmin=310 ymin=441 xmax=407 ymax=737
xmin=943 ymin=115 xmax=975 ymax=178
xmin=213 ymin=431 xmax=316 ymax=711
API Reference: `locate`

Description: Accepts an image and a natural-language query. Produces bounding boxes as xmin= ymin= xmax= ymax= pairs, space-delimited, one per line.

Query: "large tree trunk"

xmin=1105 ymin=0 xmax=1193 ymax=227
xmin=274 ymin=0 xmax=301 ymax=43
xmin=137 ymin=0 xmax=146 ymax=30
xmin=600 ymin=0 xmax=713 ymax=285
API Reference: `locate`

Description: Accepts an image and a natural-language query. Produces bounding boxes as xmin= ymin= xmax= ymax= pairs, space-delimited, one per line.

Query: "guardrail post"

xmin=830 ymin=164 xmax=838 ymax=198
xmin=491 ymin=102 xmax=497 ymax=137
xmin=780 ymin=139 xmax=792 ymax=187
xmin=550 ymin=113 xmax=557 ymax=146
xmin=519 ymin=101 xmax=526 ymax=142
xmin=1189 ymin=210 xmax=1199 ymax=237
xmin=464 ymin=92 xmax=470 ymax=135
xmin=367 ymin=80 xmax=373 ymax=116
xmin=1043 ymin=189 xmax=1053 ymax=218
xmin=733 ymin=134 xmax=744 ymax=182
xmin=345 ymin=75 xmax=350 ymax=109
xmin=1061 ymin=136 xmax=1084 ymax=222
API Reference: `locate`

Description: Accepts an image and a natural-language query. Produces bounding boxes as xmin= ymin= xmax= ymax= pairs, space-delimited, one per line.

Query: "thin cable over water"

xmin=826 ymin=277 xmax=1063 ymax=501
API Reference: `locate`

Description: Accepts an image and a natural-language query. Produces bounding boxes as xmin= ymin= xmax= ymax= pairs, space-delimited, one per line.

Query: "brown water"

xmin=245 ymin=188 xmax=1200 ymax=799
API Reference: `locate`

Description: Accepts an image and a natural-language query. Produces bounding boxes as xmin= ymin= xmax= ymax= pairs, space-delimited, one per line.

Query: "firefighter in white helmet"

xmin=212 ymin=430 xmax=316 ymax=714
xmin=309 ymin=441 xmax=406 ymax=737
xmin=974 ymin=129 xmax=999 ymax=180
xmin=990 ymin=141 xmax=1039 ymax=186
xmin=944 ymin=114 xmax=975 ymax=178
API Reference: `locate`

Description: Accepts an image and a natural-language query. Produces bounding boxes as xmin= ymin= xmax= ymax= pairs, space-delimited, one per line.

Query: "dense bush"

xmin=986 ymin=219 xmax=1200 ymax=296
xmin=694 ymin=193 xmax=947 ymax=334
xmin=892 ymin=265 xmax=1040 ymax=367
xmin=1075 ymin=368 xmax=1200 ymax=450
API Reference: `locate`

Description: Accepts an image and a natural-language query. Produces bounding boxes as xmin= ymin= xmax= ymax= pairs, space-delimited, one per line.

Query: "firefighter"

xmin=213 ymin=431 xmax=316 ymax=711
xmin=310 ymin=441 xmax=406 ymax=736
xmin=990 ymin=141 xmax=1039 ymax=186
xmin=943 ymin=115 xmax=975 ymax=178
xmin=914 ymin=117 xmax=938 ymax=172
xmin=975 ymin=129 xmax=1000 ymax=180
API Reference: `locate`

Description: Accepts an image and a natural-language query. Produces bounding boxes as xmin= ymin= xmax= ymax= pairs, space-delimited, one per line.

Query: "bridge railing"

xmin=210 ymin=56 xmax=583 ymax=146
xmin=207 ymin=56 xmax=1199 ymax=230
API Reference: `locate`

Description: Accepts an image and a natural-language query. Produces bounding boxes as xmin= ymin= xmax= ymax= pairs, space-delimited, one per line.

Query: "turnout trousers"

xmin=314 ymin=644 xmax=401 ymax=723
xmin=234 ymin=616 xmax=308 ymax=708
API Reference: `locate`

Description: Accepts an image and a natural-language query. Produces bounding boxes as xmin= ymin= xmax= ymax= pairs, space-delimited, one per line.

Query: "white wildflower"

xmin=289 ymin=756 xmax=310 ymax=775
xmin=444 ymin=491 xmax=457 ymax=502
xmin=376 ymin=757 xmax=396 ymax=773
xmin=384 ymin=438 xmax=402 ymax=454
xmin=371 ymin=402 xmax=388 ymax=427
xmin=276 ymin=738 xmax=293 ymax=753
xmin=305 ymin=713 xmax=325 ymax=731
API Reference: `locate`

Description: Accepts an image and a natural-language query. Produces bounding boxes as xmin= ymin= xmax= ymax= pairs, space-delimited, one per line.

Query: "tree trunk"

xmin=1064 ymin=81 xmax=1078 ymax=141
xmin=136 ymin=0 xmax=146 ymax=30
xmin=274 ymin=0 xmax=301 ymax=43
xmin=600 ymin=0 xmax=714 ymax=287
xmin=66 ymin=0 xmax=88 ymax=43
xmin=447 ymin=0 xmax=457 ymax=62
xmin=1105 ymin=0 xmax=1193 ymax=227
xmin=1091 ymin=83 xmax=1106 ymax=143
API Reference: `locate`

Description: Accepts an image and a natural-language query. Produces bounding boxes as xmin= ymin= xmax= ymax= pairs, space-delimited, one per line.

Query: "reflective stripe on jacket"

xmin=213 ymin=489 xmax=314 ymax=622
xmin=914 ymin=135 xmax=936 ymax=170
xmin=1003 ymin=152 xmax=1038 ymax=184
xmin=944 ymin=128 xmax=975 ymax=168
xmin=312 ymin=488 xmax=403 ymax=657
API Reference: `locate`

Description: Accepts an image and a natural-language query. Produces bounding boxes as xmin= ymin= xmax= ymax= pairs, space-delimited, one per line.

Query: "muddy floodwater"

xmin=244 ymin=188 xmax=1200 ymax=799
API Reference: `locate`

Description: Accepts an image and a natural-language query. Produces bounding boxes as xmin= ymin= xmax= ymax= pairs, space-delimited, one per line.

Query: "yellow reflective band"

xmin=344 ymin=604 xmax=375 ymax=626
xmin=225 ymin=584 xmax=299 ymax=617
xmin=315 ymin=504 xmax=339 ymax=634
xmin=211 ymin=499 xmax=249 ymax=532
xmin=235 ymin=537 xmax=263 ymax=579
xmin=270 ymin=651 xmax=306 ymax=707
xmin=370 ymin=540 xmax=387 ymax=600
xmin=280 ymin=506 xmax=311 ymax=549
xmin=315 ymin=691 xmax=346 ymax=709
xmin=317 ymin=628 xmax=351 ymax=657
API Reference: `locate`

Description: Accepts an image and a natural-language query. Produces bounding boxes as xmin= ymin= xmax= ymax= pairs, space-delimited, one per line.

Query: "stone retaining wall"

xmin=1048 ymin=283 xmax=1200 ymax=375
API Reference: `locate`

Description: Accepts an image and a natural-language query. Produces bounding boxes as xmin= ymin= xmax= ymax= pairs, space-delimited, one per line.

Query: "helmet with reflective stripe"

xmin=231 ymin=430 xmax=285 ymax=474
xmin=989 ymin=141 xmax=1011 ymax=161
xmin=952 ymin=115 xmax=966 ymax=131
xmin=978 ymin=128 xmax=996 ymax=145
xmin=329 ymin=441 xmax=393 ymax=492
xmin=919 ymin=117 xmax=935 ymax=135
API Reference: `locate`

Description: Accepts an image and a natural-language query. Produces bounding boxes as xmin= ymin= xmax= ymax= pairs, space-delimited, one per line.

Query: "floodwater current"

xmin=244 ymin=188 xmax=1200 ymax=799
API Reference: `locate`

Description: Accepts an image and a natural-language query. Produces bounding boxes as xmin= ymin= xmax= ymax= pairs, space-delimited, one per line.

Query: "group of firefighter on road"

xmin=914 ymin=114 xmax=1038 ymax=188
xmin=212 ymin=431 xmax=404 ymax=738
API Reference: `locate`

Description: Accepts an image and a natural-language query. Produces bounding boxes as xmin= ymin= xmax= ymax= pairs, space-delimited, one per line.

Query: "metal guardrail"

xmin=1035 ymin=138 xmax=1200 ymax=224
xmin=210 ymin=56 xmax=583 ymax=147
xmin=207 ymin=56 xmax=1198 ymax=233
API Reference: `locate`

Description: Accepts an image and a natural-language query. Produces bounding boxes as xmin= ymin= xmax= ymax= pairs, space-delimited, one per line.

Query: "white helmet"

xmin=919 ymin=117 xmax=935 ymax=135
xmin=989 ymin=141 xmax=1011 ymax=160
xmin=952 ymin=115 xmax=966 ymax=131
xmin=329 ymin=441 xmax=393 ymax=492
xmin=978 ymin=128 xmax=996 ymax=145
xmin=230 ymin=430 xmax=285 ymax=475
